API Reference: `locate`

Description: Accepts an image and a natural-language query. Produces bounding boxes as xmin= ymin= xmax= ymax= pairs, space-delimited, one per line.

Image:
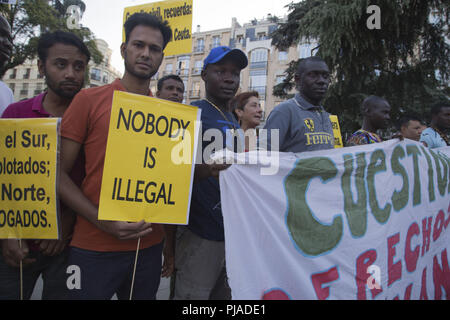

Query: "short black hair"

xmin=157 ymin=74 xmax=184 ymax=91
xmin=124 ymin=13 xmax=172 ymax=49
xmin=37 ymin=31 xmax=91 ymax=63
xmin=430 ymin=101 xmax=450 ymax=116
xmin=296 ymin=56 xmax=327 ymax=77
xmin=395 ymin=114 xmax=422 ymax=131
xmin=361 ymin=95 xmax=388 ymax=115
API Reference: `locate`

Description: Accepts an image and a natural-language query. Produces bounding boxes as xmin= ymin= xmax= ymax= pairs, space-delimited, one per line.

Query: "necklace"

xmin=432 ymin=125 xmax=450 ymax=146
xmin=205 ymin=98 xmax=237 ymax=130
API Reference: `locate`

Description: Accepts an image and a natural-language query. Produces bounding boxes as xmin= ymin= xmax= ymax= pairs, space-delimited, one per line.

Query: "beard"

xmin=123 ymin=52 xmax=157 ymax=80
xmin=45 ymin=76 xmax=84 ymax=99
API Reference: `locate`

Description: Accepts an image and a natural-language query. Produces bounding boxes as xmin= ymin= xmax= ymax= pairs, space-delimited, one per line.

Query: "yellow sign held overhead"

xmin=98 ymin=91 xmax=201 ymax=225
xmin=0 ymin=118 xmax=60 ymax=240
xmin=123 ymin=0 xmax=193 ymax=56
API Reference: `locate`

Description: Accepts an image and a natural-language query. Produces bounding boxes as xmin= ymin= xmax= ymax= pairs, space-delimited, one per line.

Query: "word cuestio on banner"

xmin=123 ymin=0 xmax=193 ymax=56
xmin=0 ymin=118 xmax=60 ymax=240
xmin=98 ymin=90 xmax=200 ymax=225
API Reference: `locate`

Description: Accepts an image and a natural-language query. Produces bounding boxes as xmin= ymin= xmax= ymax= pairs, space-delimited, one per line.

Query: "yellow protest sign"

xmin=0 ymin=118 xmax=60 ymax=239
xmin=123 ymin=0 xmax=193 ymax=56
xmin=329 ymin=115 xmax=343 ymax=148
xmin=98 ymin=91 xmax=201 ymax=224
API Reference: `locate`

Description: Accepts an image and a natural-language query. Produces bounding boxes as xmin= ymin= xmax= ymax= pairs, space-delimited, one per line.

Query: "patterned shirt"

xmin=346 ymin=129 xmax=382 ymax=146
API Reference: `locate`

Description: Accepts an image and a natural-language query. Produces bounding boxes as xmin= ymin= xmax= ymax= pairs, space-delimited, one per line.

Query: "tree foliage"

xmin=0 ymin=0 xmax=102 ymax=78
xmin=271 ymin=0 xmax=449 ymax=135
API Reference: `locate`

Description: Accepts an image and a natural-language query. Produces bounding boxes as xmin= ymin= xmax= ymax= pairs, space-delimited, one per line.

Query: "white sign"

xmin=220 ymin=140 xmax=450 ymax=300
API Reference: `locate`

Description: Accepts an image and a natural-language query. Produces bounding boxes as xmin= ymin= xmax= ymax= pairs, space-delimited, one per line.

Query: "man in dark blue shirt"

xmin=173 ymin=46 xmax=247 ymax=300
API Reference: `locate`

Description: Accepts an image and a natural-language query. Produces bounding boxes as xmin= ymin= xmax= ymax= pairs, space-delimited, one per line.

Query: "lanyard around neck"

xmin=205 ymin=99 xmax=236 ymax=130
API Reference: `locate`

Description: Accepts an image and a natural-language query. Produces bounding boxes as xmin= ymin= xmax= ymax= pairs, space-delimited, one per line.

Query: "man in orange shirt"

xmin=58 ymin=13 xmax=172 ymax=299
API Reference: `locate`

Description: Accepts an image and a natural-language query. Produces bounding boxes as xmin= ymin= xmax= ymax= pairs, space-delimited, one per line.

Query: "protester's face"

xmin=236 ymin=96 xmax=262 ymax=129
xmin=202 ymin=58 xmax=241 ymax=103
xmin=156 ymin=78 xmax=184 ymax=103
xmin=296 ymin=61 xmax=330 ymax=105
xmin=401 ymin=120 xmax=423 ymax=141
xmin=121 ymin=25 xmax=164 ymax=80
xmin=436 ymin=107 xmax=450 ymax=129
xmin=0 ymin=16 xmax=13 ymax=66
xmin=38 ymin=43 xmax=87 ymax=99
xmin=368 ymin=100 xmax=391 ymax=130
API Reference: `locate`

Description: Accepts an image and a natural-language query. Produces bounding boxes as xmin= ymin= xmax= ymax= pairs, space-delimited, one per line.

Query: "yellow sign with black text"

xmin=0 ymin=118 xmax=60 ymax=239
xmin=98 ymin=91 xmax=201 ymax=224
xmin=123 ymin=0 xmax=193 ymax=56
xmin=330 ymin=115 xmax=343 ymax=148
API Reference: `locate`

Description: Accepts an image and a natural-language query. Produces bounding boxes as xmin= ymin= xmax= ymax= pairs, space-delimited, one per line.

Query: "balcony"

xmin=20 ymin=90 xmax=28 ymax=96
xmin=250 ymin=61 xmax=268 ymax=70
xmin=193 ymin=46 xmax=205 ymax=54
xmin=191 ymin=67 xmax=202 ymax=76
xmin=176 ymin=69 xmax=190 ymax=77
xmin=189 ymin=90 xmax=201 ymax=98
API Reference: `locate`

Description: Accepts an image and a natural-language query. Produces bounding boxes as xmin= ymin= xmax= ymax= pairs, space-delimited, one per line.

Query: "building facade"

xmin=2 ymin=38 xmax=121 ymax=102
xmin=150 ymin=16 xmax=318 ymax=122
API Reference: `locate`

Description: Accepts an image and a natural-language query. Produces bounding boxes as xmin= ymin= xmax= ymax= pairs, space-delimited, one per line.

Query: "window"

xmin=276 ymin=75 xmax=285 ymax=85
xmin=192 ymin=60 xmax=202 ymax=75
xmin=91 ymin=68 xmax=101 ymax=81
xmin=34 ymin=83 xmax=43 ymax=95
xmin=212 ymin=36 xmax=221 ymax=48
xmin=103 ymin=72 xmax=109 ymax=83
xmin=164 ymin=63 xmax=173 ymax=75
xmin=251 ymin=49 xmax=268 ymax=63
xmin=250 ymin=49 xmax=268 ymax=69
xmin=278 ymin=51 xmax=288 ymax=62
xmin=177 ymin=56 xmax=190 ymax=76
xmin=9 ymin=68 xmax=16 ymax=79
xmin=20 ymin=83 xmax=28 ymax=96
xmin=23 ymin=68 xmax=31 ymax=79
xmin=298 ymin=42 xmax=317 ymax=59
xmin=190 ymin=81 xmax=201 ymax=98
xmin=257 ymin=32 xmax=267 ymax=40
xmin=249 ymin=74 xmax=267 ymax=99
xmin=195 ymin=38 xmax=205 ymax=52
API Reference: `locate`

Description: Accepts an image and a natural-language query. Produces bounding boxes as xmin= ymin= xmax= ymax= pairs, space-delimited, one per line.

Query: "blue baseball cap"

xmin=203 ymin=46 xmax=248 ymax=71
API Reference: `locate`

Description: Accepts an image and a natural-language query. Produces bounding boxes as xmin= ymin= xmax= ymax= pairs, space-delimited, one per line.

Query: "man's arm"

xmin=161 ymin=225 xmax=176 ymax=278
xmin=58 ymin=137 xmax=153 ymax=240
xmin=194 ymin=163 xmax=231 ymax=181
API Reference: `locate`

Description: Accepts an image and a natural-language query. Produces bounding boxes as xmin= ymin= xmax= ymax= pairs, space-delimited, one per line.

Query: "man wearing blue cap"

xmin=172 ymin=46 xmax=248 ymax=300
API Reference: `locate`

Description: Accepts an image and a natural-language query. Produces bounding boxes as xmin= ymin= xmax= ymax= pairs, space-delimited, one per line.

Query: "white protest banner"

xmin=220 ymin=140 xmax=450 ymax=300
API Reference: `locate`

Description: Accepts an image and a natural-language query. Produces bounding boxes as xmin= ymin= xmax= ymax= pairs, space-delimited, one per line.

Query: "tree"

xmin=0 ymin=0 xmax=102 ymax=78
xmin=271 ymin=0 xmax=449 ymax=136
